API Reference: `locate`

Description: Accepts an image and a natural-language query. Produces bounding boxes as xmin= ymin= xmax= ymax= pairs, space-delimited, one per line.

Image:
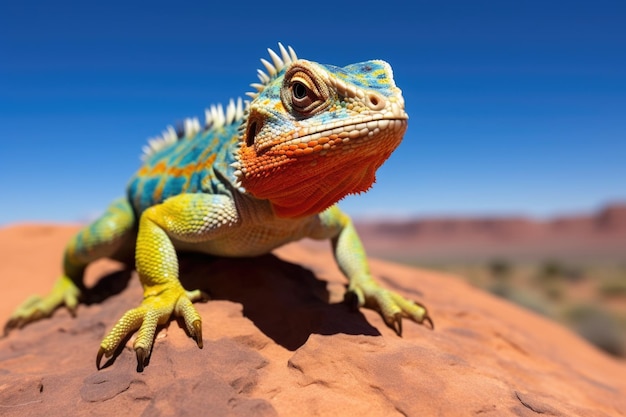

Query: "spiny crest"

xmin=204 ymin=97 xmax=245 ymax=131
xmin=140 ymin=43 xmax=296 ymax=161
xmin=246 ymin=43 xmax=298 ymax=99
xmin=141 ymin=98 xmax=245 ymax=161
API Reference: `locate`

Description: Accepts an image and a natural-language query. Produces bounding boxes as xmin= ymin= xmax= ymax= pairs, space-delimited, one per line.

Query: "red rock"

xmin=0 ymin=224 xmax=624 ymax=416
xmin=355 ymin=203 xmax=626 ymax=262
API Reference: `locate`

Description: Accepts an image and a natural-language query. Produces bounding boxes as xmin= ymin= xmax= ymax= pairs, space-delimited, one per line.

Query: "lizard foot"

xmin=3 ymin=275 xmax=81 ymax=336
xmin=347 ymin=281 xmax=433 ymax=336
xmin=96 ymin=286 xmax=207 ymax=371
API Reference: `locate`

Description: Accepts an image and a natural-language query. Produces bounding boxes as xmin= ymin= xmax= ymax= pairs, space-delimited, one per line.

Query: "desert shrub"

xmin=565 ymin=305 xmax=625 ymax=357
xmin=598 ymin=278 xmax=626 ymax=298
xmin=489 ymin=285 xmax=551 ymax=317
xmin=488 ymin=258 xmax=512 ymax=282
xmin=534 ymin=260 xmax=586 ymax=295
xmin=540 ymin=260 xmax=564 ymax=281
xmin=488 ymin=282 xmax=510 ymax=298
xmin=562 ymin=266 xmax=585 ymax=283
xmin=544 ymin=282 xmax=564 ymax=301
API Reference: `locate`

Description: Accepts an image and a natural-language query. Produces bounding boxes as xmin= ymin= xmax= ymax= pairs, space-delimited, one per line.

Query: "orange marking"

xmin=154 ymin=181 xmax=165 ymax=201
xmin=152 ymin=161 xmax=167 ymax=174
xmin=142 ymin=154 xmax=219 ymax=185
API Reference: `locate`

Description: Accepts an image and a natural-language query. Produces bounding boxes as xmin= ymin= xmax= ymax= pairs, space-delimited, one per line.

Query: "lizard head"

xmin=235 ymin=44 xmax=408 ymax=218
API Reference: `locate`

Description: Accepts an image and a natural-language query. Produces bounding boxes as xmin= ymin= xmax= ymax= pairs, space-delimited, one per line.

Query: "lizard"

xmin=4 ymin=43 xmax=432 ymax=371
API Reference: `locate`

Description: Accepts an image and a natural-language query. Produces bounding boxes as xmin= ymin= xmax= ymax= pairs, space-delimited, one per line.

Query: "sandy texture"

xmin=1 ymin=224 xmax=625 ymax=416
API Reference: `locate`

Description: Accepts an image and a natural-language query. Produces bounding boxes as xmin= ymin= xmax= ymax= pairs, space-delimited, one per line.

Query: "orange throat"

xmin=238 ymin=121 xmax=406 ymax=218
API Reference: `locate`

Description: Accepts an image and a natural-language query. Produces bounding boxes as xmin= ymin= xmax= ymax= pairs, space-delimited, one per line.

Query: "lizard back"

xmin=127 ymin=116 xmax=242 ymax=215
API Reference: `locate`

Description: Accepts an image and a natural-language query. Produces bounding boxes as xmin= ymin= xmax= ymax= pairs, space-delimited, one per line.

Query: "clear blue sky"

xmin=1 ymin=0 xmax=625 ymax=225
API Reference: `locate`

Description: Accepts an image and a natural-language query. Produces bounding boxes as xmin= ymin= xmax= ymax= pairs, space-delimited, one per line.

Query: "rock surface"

xmin=0 ymin=224 xmax=625 ymax=416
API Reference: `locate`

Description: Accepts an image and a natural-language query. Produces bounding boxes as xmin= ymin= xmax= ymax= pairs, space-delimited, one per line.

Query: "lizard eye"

xmin=292 ymin=82 xmax=308 ymax=100
xmin=282 ymin=66 xmax=331 ymax=117
xmin=289 ymin=78 xmax=317 ymax=111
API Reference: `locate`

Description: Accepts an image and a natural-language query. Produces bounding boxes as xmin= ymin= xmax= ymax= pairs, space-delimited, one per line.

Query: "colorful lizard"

xmin=4 ymin=44 xmax=432 ymax=371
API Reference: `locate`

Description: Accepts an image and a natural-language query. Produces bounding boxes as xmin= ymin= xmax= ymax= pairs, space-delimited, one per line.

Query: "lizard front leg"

xmin=96 ymin=193 xmax=239 ymax=371
xmin=320 ymin=206 xmax=433 ymax=334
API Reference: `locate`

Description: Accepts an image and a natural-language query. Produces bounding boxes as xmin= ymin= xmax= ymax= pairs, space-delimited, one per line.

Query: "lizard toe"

xmin=96 ymin=347 xmax=106 ymax=370
xmin=97 ymin=285 xmax=204 ymax=371
xmin=4 ymin=276 xmax=82 ymax=336
xmin=192 ymin=320 xmax=203 ymax=349
xmin=135 ymin=347 xmax=148 ymax=372
xmin=353 ymin=282 xmax=431 ymax=335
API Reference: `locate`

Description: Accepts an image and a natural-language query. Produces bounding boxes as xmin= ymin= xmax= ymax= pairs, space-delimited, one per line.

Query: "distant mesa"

xmin=354 ymin=203 xmax=626 ymax=263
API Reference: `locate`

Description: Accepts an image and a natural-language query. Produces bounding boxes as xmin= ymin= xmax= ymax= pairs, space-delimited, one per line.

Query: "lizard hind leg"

xmin=4 ymin=198 xmax=135 ymax=336
xmin=3 ymin=275 xmax=81 ymax=334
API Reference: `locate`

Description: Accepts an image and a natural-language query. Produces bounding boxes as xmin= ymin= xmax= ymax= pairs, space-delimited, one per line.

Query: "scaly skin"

xmin=4 ymin=44 xmax=432 ymax=371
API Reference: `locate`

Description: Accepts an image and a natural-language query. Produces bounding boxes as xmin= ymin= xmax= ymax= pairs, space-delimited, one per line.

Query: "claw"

xmin=4 ymin=319 xmax=15 ymax=334
xmin=413 ymin=300 xmax=434 ymax=329
xmin=192 ymin=320 xmax=203 ymax=349
xmin=96 ymin=347 xmax=105 ymax=370
xmin=422 ymin=315 xmax=434 ymax=330
xmin=136 ymin=347 xmax=147 ymax=372
xmin=392 ymin=312 xmax=403 ymax=336
xmin=3 ymin=321 xmax=14 ymax=337
xmin=5 ymin=316 xmax=28 ymax=334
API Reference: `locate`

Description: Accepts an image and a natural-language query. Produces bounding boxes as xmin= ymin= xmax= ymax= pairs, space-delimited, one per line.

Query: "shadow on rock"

xmin=178 ymin=252 xmax=380 ymax=351
xmin=84 ymin=268 xmax=134 ymax=305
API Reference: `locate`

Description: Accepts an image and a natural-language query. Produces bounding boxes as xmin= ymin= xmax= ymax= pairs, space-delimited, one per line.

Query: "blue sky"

xmin=1 ymin=0 xmax=625 ymax=225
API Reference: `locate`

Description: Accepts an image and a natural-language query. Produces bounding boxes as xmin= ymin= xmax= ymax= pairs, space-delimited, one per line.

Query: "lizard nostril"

xmin=366 ymin=92 xmax=385 ymax=110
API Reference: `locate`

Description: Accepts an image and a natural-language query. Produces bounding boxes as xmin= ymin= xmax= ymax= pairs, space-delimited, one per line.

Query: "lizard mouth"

xmin=248 ymin=110 xmax=409 ymax=159
xmin=256 ymin=114 xmax=408 ymax=157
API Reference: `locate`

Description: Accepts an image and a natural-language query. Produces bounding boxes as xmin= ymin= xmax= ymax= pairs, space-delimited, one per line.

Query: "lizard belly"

xmin=171 ymin=219 xmax=316 ymax=258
